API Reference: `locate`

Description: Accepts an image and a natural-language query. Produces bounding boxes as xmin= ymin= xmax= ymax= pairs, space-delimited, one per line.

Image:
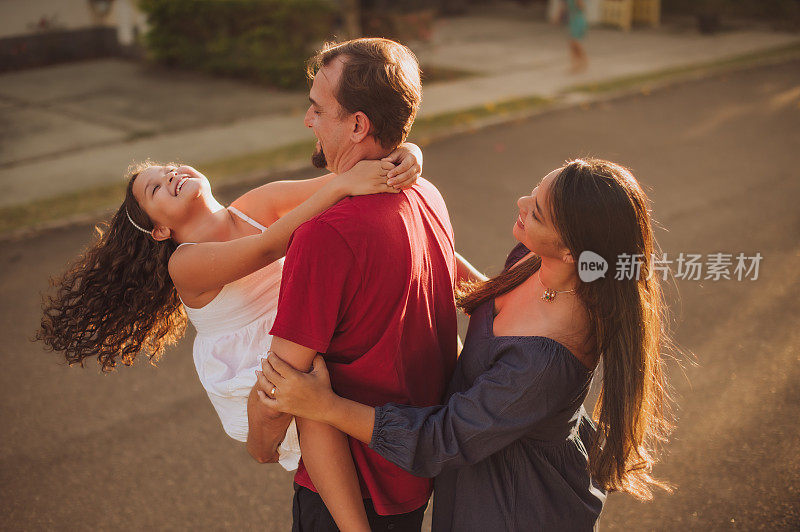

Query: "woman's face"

xmin=131 ymin=165 xmax=210 ymax=231
xmin=513 ymin=168 xmax=569 ymax=261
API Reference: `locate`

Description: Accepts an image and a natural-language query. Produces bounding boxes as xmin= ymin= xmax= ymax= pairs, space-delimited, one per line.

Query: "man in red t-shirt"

xmin=246 ymin=39 xmax=457 ymax=531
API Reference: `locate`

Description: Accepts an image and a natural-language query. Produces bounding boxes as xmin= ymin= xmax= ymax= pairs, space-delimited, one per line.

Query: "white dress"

xmin=181 ymin=206 xmax=301 ymax=471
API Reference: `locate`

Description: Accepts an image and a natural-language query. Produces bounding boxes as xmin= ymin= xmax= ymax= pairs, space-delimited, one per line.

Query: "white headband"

xmin=126 ymin=208 xmax=152 ymax=235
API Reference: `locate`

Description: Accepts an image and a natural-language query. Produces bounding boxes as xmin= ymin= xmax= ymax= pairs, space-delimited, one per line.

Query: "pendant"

xmin=541 ymin=288 xmax=557 ymax=302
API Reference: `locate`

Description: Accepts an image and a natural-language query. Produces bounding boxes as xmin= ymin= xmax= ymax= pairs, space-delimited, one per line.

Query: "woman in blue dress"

xmin=258 ymin=158 xmax=675 ymax=530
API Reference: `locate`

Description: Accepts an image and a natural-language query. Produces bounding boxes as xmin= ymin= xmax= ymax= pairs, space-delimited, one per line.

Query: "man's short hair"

xmin=307 ymin=38 xmax=422 ymax=150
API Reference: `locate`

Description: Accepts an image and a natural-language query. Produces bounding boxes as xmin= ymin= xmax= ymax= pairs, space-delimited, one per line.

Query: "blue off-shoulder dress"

xmin=369 ymin=244 xmax=607 ymax=531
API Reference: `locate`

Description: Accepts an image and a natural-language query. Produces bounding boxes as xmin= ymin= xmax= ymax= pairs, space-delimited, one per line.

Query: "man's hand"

xmin=246 ymin=337 xmax=317 ymax=464
xmin=251 ymin=370 xmax=287 ymax=420
xmin=246 ymin=385 xmax=283 ymax=463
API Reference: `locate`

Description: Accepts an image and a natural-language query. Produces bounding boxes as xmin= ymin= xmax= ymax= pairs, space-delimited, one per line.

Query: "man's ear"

xmin=351 ymin=111 xmax=372 ymax=143
xmin=152 ymin=225 xmax=172 ymax=242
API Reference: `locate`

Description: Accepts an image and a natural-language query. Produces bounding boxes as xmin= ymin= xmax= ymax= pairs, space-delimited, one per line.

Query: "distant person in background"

xmin=560 ymin=0 xmax=589 ymax=73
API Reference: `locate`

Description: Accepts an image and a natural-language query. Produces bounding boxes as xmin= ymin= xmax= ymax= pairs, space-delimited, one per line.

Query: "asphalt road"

xmin=1 ymin=60 xmax=798 ymax=531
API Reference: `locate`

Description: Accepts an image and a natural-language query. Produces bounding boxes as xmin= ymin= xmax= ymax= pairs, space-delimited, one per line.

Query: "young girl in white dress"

xmin=181 ymin=204 xmax=302 ymax=469
xmin=38 ymin=144 xmax=423 ymax=531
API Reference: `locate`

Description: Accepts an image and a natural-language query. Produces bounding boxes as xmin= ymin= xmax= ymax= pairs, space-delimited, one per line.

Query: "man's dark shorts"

xmin=292 ymin=484 xmax=428 ymax=532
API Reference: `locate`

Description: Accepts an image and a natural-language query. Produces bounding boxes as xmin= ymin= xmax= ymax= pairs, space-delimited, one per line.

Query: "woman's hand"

xmin=255 ymin=354 xmax=336 ymax=422
xmin=256 ymin=353 xmax=378 ymax=445
xmin=336 ymin=160 xmax=397 ymax=196
xmin=383 ymin=143 xmax=423 ymax=190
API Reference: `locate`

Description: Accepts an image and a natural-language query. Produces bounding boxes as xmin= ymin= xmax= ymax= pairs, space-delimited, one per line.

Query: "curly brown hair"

xmin=36 ymin=162 xmax=187 ymax=372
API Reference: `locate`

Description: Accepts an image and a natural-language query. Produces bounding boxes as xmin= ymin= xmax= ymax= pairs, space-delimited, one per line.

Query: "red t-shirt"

xmin=270 ymin=178 xmax=458 ymax=515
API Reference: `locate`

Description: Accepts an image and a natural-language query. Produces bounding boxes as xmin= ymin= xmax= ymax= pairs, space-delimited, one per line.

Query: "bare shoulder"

xmin=167 ymin=244 xmax=225 ymax=307
xmin=167 ymin=244 xmax=196 ymax=290
xmin=230 ymin=185 xmax=280 ymax=228
xmin=539 ymin=308 xmax=596 ymax=369
xmin=496 ymin=287 xmax=595 ymax=369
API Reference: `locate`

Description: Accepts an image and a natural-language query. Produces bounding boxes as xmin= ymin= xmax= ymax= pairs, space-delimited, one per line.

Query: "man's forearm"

xmin=456 ymin=251 xmax=488 ymax=285
xmin=248 ymin=336 xmax=321 ymax=461
xmin=246 ymin=386 xmax=292 ymax=463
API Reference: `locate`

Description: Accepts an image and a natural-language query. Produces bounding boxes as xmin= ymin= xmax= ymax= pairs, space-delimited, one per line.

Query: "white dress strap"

xmin=229 ymin=206 xmax=267 ymax=233
xmin=175 ymin=207 xmax=264 ymax=250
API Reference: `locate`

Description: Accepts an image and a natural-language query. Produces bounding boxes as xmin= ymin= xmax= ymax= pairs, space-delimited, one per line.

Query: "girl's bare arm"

xmin=169 ymin=161 xmax=393 ymax=297
xmin=232 ymin=142 xmax=424 ymax=223
xmin=297 ymin=419 xmax=370 ymax=532
xmin=170 ymin=143 xmax=424 ymax=297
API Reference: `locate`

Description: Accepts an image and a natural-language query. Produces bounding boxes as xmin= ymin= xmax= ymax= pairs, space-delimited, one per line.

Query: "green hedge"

xmin=138 ymin=0 xmax=338 ymax=89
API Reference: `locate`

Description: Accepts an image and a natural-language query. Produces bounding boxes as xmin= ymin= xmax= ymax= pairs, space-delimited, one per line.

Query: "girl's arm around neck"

xmin=172 ymin=154 xmax=419 ymax=298
xmin=232 ymin=141 xmax=424 ymax=222
xmin=170 ymin=178 xmax=350 ymax=297
xmin=232 ymin=172 xmax=337 ymax=225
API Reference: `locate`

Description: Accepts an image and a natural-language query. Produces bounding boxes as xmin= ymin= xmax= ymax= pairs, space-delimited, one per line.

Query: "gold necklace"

xmin=537 ymin=271 xmax=576 ymax=302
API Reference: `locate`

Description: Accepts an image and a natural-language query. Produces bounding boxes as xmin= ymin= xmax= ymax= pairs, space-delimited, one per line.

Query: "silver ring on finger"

xmin=269 ymin=386 xmax=277 ymax=398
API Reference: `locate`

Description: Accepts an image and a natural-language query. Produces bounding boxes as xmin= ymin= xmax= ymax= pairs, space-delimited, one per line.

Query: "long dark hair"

xmin=459 ymin=158 xmax=674 ymax=500
xmin=36 ymin=162 xmax=186 ymax=372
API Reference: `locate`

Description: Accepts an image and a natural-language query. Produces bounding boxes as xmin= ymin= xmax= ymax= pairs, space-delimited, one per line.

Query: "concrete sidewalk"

xmin=2 ymin=10 xmax=799 ymax=209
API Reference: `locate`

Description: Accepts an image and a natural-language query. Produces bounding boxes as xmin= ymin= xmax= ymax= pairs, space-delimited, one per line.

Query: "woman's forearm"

xmin=321 ymin=395 xmax=376 ymax=445
xmin=171 ymin=180 xmax=347 ymax=295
